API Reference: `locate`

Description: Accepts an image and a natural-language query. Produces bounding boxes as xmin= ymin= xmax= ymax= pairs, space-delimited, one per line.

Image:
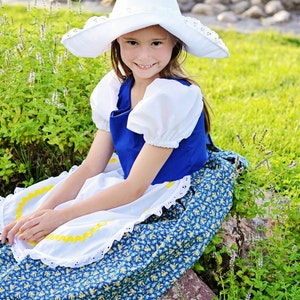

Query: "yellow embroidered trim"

xmin=15 ymin=184 xmax=54 ymax=220
xmin=166 ymin=182 xmax=174 ymax=189
xmin=45 ymin=221 xmax=110 ymax=243
xmin=109 ymin=157 xmax=119 ymax=163
xmin=28 ymin=241 xmax=37 ymax=246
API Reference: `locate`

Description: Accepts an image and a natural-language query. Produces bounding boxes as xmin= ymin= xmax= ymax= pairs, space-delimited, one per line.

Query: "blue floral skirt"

xmin=0 ymin=147 xmax=246 ymax=299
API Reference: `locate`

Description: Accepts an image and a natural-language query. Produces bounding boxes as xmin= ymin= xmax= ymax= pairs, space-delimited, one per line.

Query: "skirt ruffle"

xmin=0 ymin=147 xmax=247 ymax=299
xmin=1 ymin=154 xmax=190 ymax=268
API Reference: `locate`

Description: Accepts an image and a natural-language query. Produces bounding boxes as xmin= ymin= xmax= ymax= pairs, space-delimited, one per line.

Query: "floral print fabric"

xmin=0 ymin=147 xmax=246 ymax=299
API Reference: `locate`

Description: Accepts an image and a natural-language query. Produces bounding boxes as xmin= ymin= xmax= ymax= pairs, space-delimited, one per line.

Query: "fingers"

xmin=1 ymin=216 xmax=35 ymax=246
xmin=2 ymin=221 xmax=22 ymax=246
xmin=18 ymin=216 xmax=44 ymax=242
xmin=19 ymin=216 xmax=40 ymax=233
xmin=1 ymin=221 xmax=15 ymax=244
xmin=19 ymin=226 xmax=44 ymax=243
xmin=2 ymin=210 xmax=57 ymax=245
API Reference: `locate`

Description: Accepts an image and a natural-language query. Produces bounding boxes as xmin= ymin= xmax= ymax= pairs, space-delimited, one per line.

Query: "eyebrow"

xmin=121 ymin=36 xmax=169 ymax=41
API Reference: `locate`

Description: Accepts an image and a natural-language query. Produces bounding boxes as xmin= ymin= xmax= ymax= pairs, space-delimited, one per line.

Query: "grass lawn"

xmin=186 ymin=29 xmax=300 ymax=298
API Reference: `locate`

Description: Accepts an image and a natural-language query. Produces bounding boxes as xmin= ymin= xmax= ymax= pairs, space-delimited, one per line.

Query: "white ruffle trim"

xmin=11 ymin=176 xmax=190 ymax=268
xmin=0 ymin=196 xmax=5 ymax=234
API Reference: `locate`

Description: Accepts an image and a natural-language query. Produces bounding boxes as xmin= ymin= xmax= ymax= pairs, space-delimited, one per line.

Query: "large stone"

xmin=204 ymin=0 xmax=223 ymax=4
xmin=231 ymin=0 xmax=251 ymax=14
xmin=161 ymin=269 xmax=215 ymax=300
xmin=250 ymin=0 xmax=264 ymax=5
xmin=178 ymin=0 xmax=196 ymax=12
xmin=282 ymin=0 xmax=300 ymax=9
xmin=242 ymin=5 xmax=266 ymax=18
xmin=265 ymin=0 xmax=284 ymax=15
xmin=192 ymin=3 xmax=216 ymax=15
xmin=217 ymin=11 xmax=240 ymax=22
xmin=262 ymin=10 xmax=291 ymax=25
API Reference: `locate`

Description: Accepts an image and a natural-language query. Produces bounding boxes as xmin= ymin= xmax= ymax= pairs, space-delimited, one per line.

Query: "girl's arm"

xmin=16 ymin=144 xmax=173 ymax=243
xmin=39 ymin=129 xmax=114 ymax=210
xmin=1 ymin=129 xmax=114 ymax=245
xmin=62 ymin=144 xmax=173 ymax=221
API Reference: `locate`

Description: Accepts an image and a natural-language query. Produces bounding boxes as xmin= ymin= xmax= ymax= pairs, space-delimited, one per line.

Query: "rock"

xmin=204 ymin=0 xmax=223 ymax=4
xmin=250 ymin=0 xmax=264 ymax=5
xmin=161 ymin=269 xmax=215 ymax=300
xmin=203 ymin=0 xmax=229 ymax=13
xmin=217 ymin=11 xmax=240 ymax=22
xmin=231 ymin=0 xmax=251 ymax=14
xmin=214 ymin=3 xmax=229 ymax=12
xmin=178 ymin=0 xmax=196 ymax=13
xmin=283 ymin=0 xmax=300 ymax=9
xmin=262 ymin=10 xmax=291 ymax=25
xmin=242 ymin=5 xmax=266 ymax=18
xmin=219 ymin=0 xmax=232 ymax=4
xmin=100 ymin=0 xmax=114 ymax=6
xmin=192 ymin=3 xmax=216 ymax=15
xmin=265 ymin=0 xmax=284 ymax=15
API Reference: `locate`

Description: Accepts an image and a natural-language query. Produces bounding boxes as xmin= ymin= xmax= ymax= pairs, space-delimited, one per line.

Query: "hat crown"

xmin=62 ymin=0 xmax=229 ymax=59
xmin=111 ymin=0 xmax=181 ymax=18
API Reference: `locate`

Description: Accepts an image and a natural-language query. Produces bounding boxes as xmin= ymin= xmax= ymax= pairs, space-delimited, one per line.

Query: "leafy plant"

xmin=0 ymin=4 xmax=110 ymax=194
xmin=187 ymin=30 xmax=299 ymax=297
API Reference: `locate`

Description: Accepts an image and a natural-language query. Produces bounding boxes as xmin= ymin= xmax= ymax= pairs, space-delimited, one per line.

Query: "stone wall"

xmin=179 ymin=0 xmax=300 ymax=25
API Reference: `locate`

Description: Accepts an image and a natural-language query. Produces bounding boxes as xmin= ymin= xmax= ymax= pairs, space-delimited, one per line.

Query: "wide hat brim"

xmin=62 ymin=13 xmax=229 ymax=59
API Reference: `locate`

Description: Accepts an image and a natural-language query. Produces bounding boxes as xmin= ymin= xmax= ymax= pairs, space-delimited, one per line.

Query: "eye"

xmin=152 ymin=41 xmax=162 ymax=46
xmin=127 ymin=41 xmax=138 ymax=46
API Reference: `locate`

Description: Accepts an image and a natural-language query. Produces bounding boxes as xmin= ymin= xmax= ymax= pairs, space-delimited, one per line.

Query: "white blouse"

xmin=90 ymin=71 xmax=204 ymax=148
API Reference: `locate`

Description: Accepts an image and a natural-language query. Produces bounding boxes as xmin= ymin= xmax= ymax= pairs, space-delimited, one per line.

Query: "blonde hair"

xmin=110 ymin=33 xmax=211 ymax=132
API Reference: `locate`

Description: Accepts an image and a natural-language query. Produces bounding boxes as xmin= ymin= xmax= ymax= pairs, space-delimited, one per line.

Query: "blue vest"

xmin=110 ymin=77 xmax=209 ymax=184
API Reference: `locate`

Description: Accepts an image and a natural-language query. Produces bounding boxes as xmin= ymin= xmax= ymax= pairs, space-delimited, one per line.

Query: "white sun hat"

xmin=62 ymin=0 xmax=229 ymax=59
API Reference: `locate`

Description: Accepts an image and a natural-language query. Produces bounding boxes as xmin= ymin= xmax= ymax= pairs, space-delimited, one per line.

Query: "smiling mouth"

xmin=135 ymin=63 xmax=155 ymax=70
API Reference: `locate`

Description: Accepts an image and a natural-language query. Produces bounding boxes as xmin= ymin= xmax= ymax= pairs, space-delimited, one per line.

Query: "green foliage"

xmin=0 ymin=5 xmax=110 ymax=194
xmin=215 ymin=203 xmax=300 ymax=299
xmin=0 ymin=4 xmax=299 ymax=299
xmin=188 ymin=30 xmax=300 ymax=298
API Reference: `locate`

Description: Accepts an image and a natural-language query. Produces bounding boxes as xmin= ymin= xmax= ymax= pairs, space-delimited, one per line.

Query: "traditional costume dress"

xmin=0 ymin=71 xmax=247 ymax=299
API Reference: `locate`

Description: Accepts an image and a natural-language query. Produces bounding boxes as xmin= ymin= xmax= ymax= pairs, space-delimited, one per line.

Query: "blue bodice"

xmin=110 ymin=77 xmax=209 ymax=184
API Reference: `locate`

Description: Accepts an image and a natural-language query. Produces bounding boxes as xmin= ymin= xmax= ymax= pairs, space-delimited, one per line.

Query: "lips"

xmin=135 ymin=63 xmax=155 ymax=70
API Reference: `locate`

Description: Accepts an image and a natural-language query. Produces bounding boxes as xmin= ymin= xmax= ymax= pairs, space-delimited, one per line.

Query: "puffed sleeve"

xmin=90 ymin=70 xmax=121 ymax=131
xmin=127 ymin=78 xmax=203 ymax=148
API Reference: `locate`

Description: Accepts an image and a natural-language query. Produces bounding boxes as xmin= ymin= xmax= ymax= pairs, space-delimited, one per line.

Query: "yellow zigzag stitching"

xmin=166 ymin=182 xmax=174 ymax=189
xmin=109 ymin=157 xmax=119 ymax=163
xmin=15 ymin=184 xmax=54 ymax=220
xmin=45 ymin=221 xmax=110 ymax=243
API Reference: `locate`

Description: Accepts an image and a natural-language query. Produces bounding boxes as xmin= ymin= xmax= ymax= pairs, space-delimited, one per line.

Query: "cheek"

xmin=120 ymin=48 xmax=135 ymax=62
xmin=159 ymin=47 xmax=174 ymax=63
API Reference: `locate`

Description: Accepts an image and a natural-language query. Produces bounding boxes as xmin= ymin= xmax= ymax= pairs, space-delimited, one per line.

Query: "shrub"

xmin=0 ymin=5 xmax=110 ymax=195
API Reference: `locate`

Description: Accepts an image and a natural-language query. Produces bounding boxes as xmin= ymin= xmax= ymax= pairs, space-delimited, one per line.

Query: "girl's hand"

xmin=1 ymin=214 xmax=35 ymax=246
xmin=1 ymin=219 xmax=23 ymax=246
xmin=2 ymin=209 xmax=66 ymax=246
xmin=18 ymin=209 xmax=67 ymax=244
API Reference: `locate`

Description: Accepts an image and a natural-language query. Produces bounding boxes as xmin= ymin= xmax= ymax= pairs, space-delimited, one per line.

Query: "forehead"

xmin=121 ymin=25 xmax=172 ymax=38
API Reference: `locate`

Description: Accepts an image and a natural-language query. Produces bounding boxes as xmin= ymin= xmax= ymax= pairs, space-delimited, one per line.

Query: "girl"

xmin=0 ymin=0 xmax=246 ymax=298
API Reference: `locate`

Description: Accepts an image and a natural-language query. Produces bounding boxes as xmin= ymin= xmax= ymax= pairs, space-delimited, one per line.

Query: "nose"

xmin=138 ymin=45 xmax=152 ymax=60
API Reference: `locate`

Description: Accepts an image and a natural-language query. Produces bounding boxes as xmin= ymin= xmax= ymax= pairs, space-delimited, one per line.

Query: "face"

xmin=117 ymin=25 xmax=176 ymax=84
